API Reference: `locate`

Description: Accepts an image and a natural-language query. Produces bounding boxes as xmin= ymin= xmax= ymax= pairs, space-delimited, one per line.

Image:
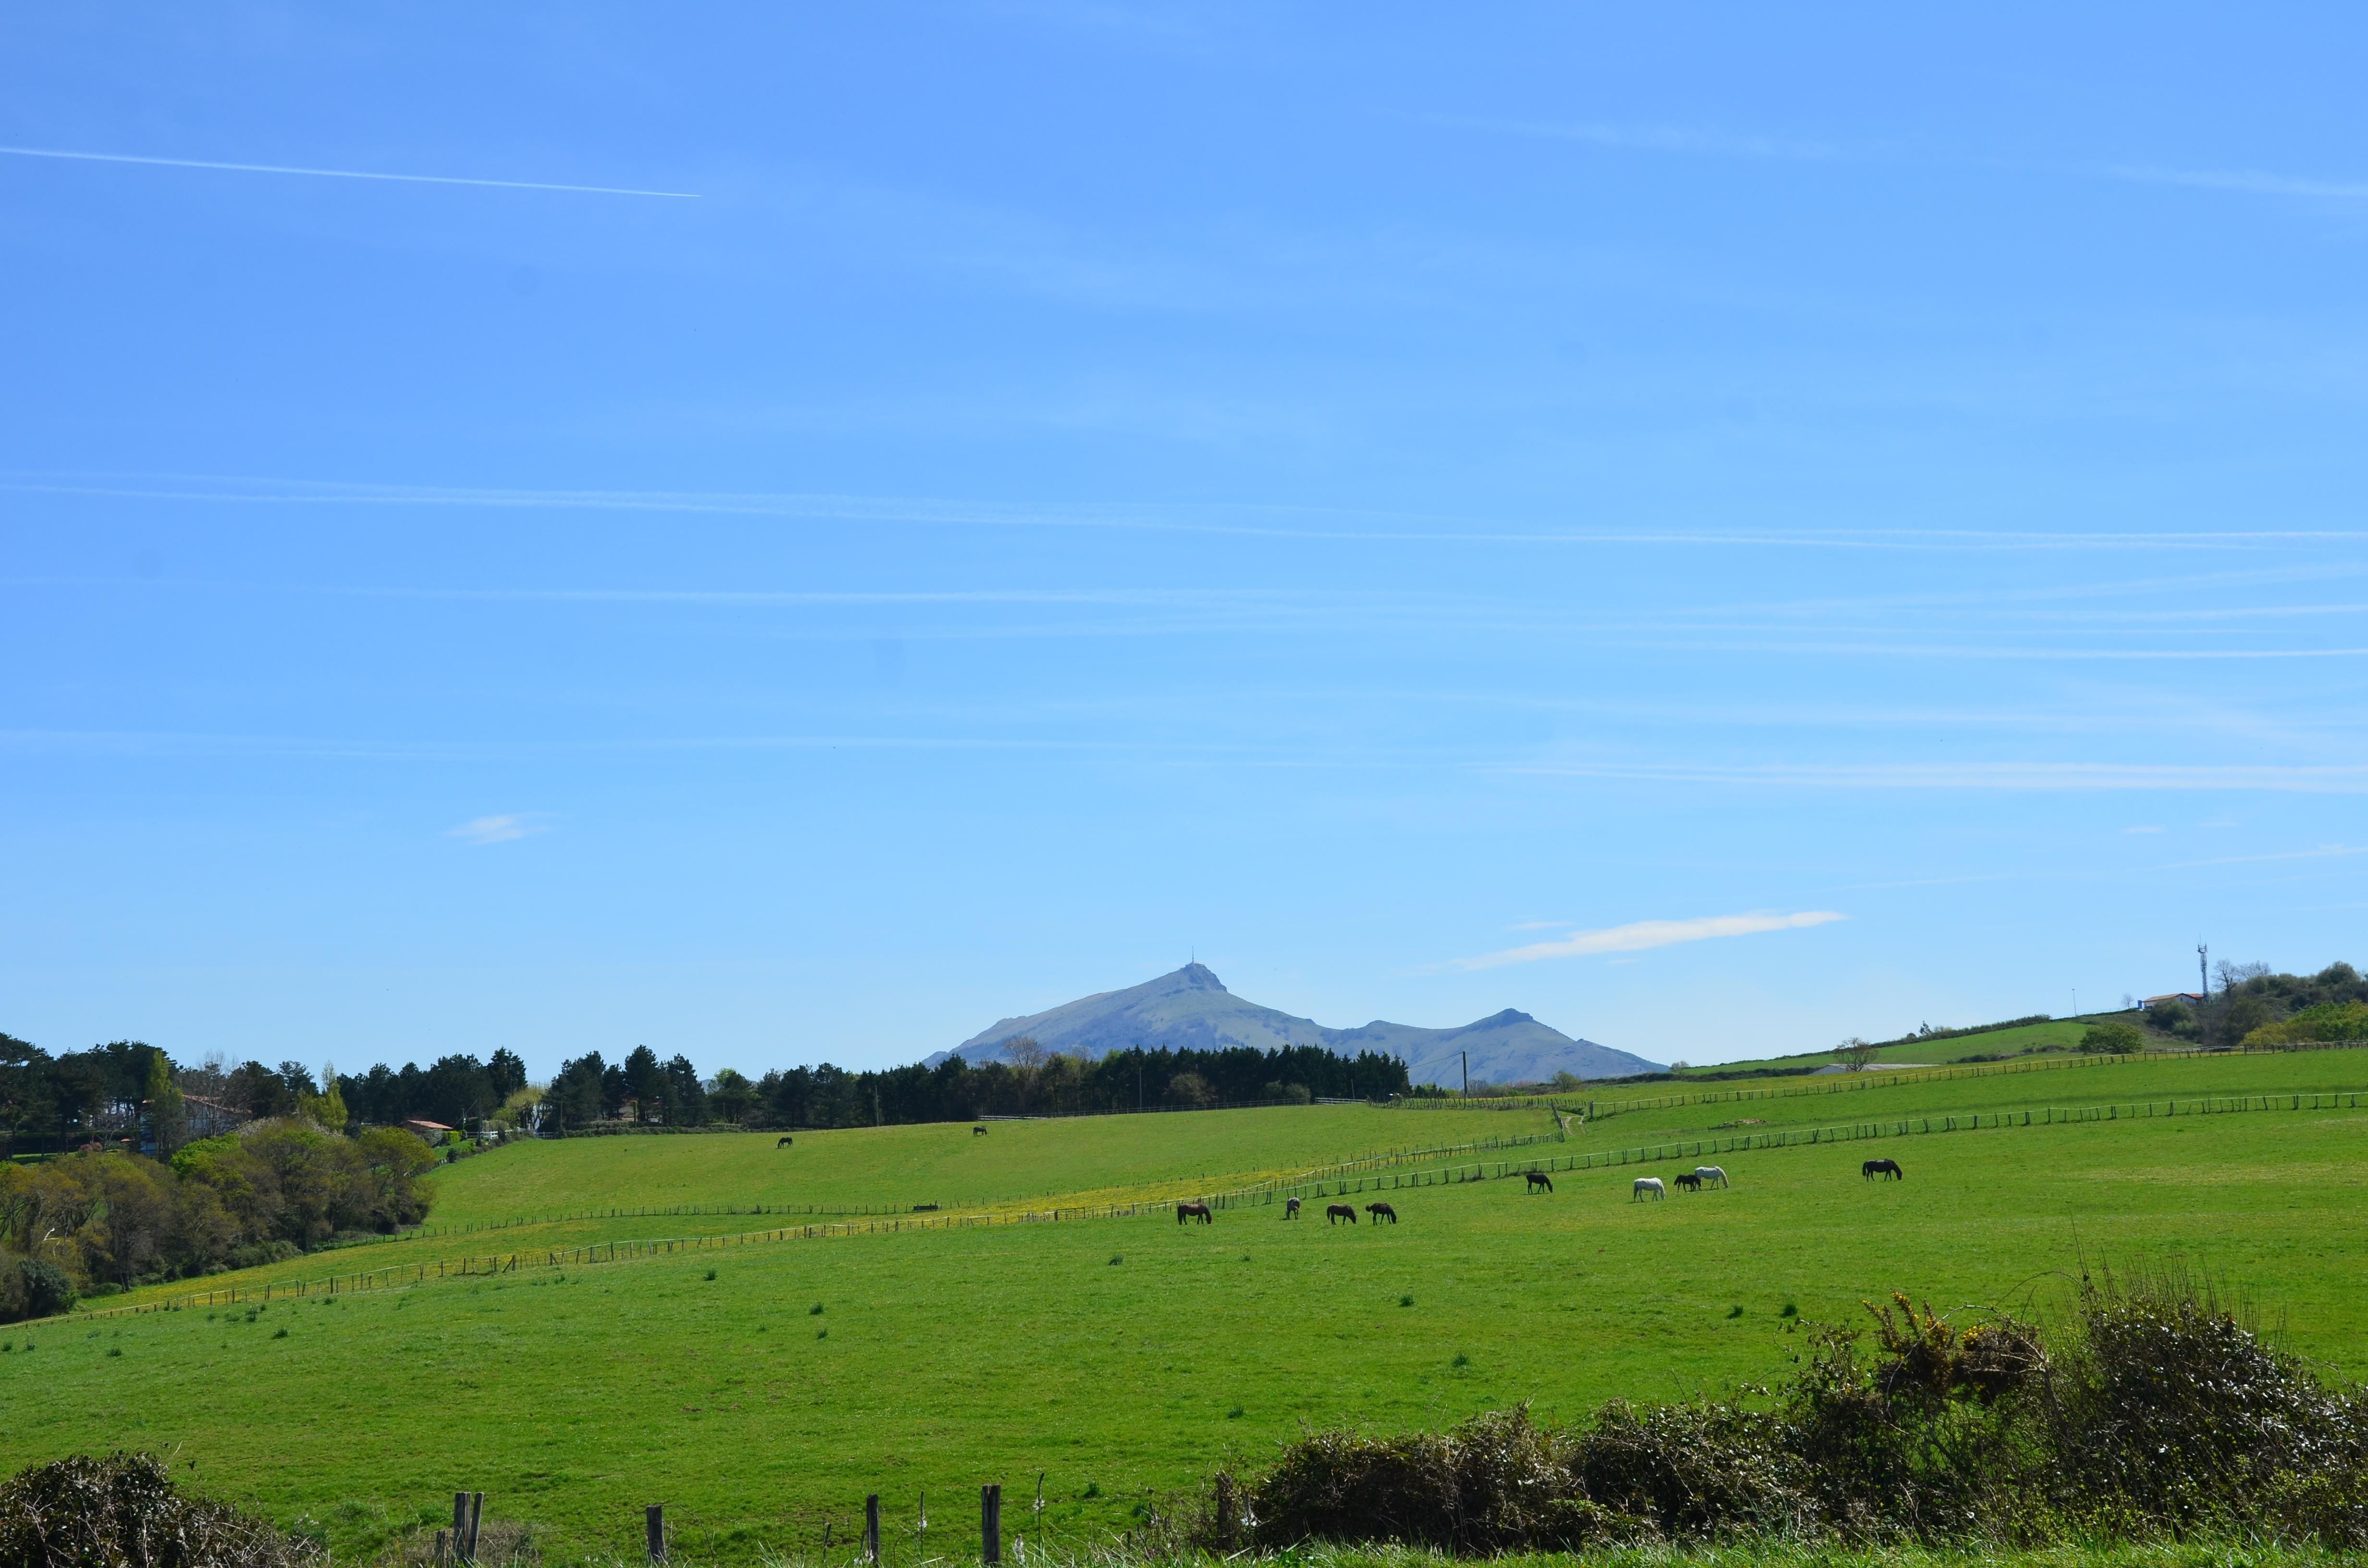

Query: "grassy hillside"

xmin=424 ymin=1103 xmax=1418 ymax=1226
xmin=9 ymin=1049 xmax=2367 ymax=1565
xmin=1673 ymin=1017 xmax=2108 ymax=1076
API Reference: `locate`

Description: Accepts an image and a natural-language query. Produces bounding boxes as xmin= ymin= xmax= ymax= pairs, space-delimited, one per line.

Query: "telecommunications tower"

xmin=2197 ymin=941 xmax=2209 ymax=999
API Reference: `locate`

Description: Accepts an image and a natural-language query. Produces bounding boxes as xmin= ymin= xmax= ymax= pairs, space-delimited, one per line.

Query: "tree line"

xmin=538 ymin=1040 xmax=1414 ymax=1133
xmin=4 ymin=1027 xmax=1415 ymax=1148
xmin=0 ymin=1118 xmax=439 ymax=1322
xmin=2142 ymin=960 xmax=2366 ymax=1048
xmin=0 ymin=1036 xmax=530 ymax=1156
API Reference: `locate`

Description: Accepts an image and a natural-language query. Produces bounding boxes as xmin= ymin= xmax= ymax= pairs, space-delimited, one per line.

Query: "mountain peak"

xmin=1171 ymin=961 xmax=1226 ymax=991
xmin=947 ymin=966 xmax=1662 ymax=1083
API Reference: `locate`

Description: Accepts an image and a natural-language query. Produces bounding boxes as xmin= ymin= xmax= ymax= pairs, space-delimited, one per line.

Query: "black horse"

xmin=1365 ymin=1202 xmax=1398 ymax=1224
xmin=972 ymin=1125 xmax=988 ymax=1136
xmin=1177 ymin=1201 xmax=1214 ymax=1225
xmin=776 ymin=1135 xmax=793 ymax=1149
xmin=1523 ymin=1170 xmax=1554 ymax=1193
xmin=1326 ymin=1203 xmax=1357 ymax=1225
xmin=1673 ymin=1171 xmax=1703 ymax=1193
xmin=1862 ymin=1158 xmax=1904 ymax=1181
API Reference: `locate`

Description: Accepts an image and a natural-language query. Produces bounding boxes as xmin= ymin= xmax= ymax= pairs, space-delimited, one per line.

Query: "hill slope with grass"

xmin=6 ymin=1046 xmax=2365 ymax=1565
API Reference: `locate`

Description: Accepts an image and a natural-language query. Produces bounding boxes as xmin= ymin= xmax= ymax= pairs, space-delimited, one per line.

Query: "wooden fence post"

xmin=453 ymin=1494 xmax=471 ymax=1561
xmin=982 ymin=1483 xmax=1002 ymax=1565
xmin=646 ymin=1504 xmax=666 ymax=1562
xmin=866 ymin=1494 xmax=881 ymax=1565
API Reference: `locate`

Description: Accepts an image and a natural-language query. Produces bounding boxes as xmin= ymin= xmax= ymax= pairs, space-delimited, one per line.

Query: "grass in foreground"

xmin=10 ymin=1099 xmax=2368 ymax=1565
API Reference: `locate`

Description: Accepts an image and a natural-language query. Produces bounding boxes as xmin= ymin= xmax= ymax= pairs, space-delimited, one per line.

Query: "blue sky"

xmin=4 ymin=5 xmax=2364 ymax=1078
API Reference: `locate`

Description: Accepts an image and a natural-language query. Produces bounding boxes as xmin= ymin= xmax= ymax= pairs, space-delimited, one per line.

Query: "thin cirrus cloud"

xmin=1453 ymin=910 xmax=1848 ymax=971
xmin=1439 ymin=118 xmax=2368 ymax=208
xmin=446 ymin=814 xmax=549 ymax=846
xmin=0 ymin=145 xmax=697 ymax=198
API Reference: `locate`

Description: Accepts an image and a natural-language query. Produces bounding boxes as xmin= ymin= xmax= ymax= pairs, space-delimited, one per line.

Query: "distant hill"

xmin=930 ymin=963 xmax=1662 ymax=1086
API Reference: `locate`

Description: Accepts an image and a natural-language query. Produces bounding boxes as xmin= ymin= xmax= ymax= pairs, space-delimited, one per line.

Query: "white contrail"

xmin=0 ymin=144 xmax=697 ymax=198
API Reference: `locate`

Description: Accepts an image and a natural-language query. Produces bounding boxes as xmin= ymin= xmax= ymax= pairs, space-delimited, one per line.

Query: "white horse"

xmin=1693 ymin=1165 xmax=1729 ymax=1189
xmin=1632 ymin=1176 xmax=1665 ymax=1201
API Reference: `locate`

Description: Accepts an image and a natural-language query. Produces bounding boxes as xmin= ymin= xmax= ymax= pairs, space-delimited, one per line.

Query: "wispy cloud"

xmin=1502 ymin=761 xmax=2368 ymax=792
xmin=2088 ymin=164 xmax=2368 ymax=202
xmin=1453 ymin=909 xmax=1846 ymax=971
xmin=1432 ymin=117 xmax=1845 ymax=163
xmin=6 ymin=473 xmax=2359 ymax=552
xmin=1440 ymin=118 xmax=2368 ymax=210
xmin=447 ymin=814 xmax=548 ymax=846
xmin=0 ymin=145 xmax=697 ymax=198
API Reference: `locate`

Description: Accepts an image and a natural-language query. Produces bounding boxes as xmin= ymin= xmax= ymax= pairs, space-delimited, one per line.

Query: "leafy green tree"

xmin=623 ymin=1046 xmax=665 ymax=1122
xmin=2081 ymin=1021 xmax=2146 ymax=1055
xmin=486 ymin=1048 xmax=529 ymax=1101
xmin=708 ymin=1067 xmax=756 ymax=1125
xmin=143 ymin=1051 xmax=188 ymax=1154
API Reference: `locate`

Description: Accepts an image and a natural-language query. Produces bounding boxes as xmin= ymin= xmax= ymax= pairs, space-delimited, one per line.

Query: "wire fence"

xmin=67 ymin=1085 xmax=2366 ymax=1323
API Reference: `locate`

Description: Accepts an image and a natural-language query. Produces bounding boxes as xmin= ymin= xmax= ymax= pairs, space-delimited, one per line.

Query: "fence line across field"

xmin=64 ymin=1086 xmax=2367 ymax=1323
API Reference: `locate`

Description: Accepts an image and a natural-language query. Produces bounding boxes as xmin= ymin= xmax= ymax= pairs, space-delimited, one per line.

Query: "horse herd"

xmin=1629 ymin=1164 xmax=1729 ymax=1200
xmin=1179 ymin=1157 xmax=1908 ymax=1221
xmin=1176 ymin=1197 xmax=1398 ymax=1224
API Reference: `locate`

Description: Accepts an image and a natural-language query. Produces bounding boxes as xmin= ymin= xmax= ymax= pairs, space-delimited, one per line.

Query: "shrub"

xmin=1209 ymin=1270 xmax=2368 ymax=1552
xmin=1231 ymin=1407 xmax=1636 ymax=1553
xmin=2244 ymin=1000 xmax=2368 ymax=1048
xmin=0 ymin=1451 xmax=325 ymax=1568
xmin=2081 ymin=1020 xmax=2146 ymax=1054
xmin=0 ymin=1254 xmax=75 ymax=1324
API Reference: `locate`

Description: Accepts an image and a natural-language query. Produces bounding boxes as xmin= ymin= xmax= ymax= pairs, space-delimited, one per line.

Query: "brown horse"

xmin=1326 ymin=1203 xmax=1357 ymax=1225
xmin=1862 ymin=1158 xmax=1903 ymax=1181
xmin=1176 ymin=1201 xmax=1214 ymax=1225
xmin=1284 ymin=1197 xmax=1302 ymax=1219
xmin=1673 ymin=1171 xmax=1703 ymax=1193
xmin=1365 ymin=1202 xmax=1397 ymax=1224
xmin=776 ymin=1136 xmax=793 ymax=1149
xmin=1523 ymin=1170 xmax=1554 ymax=1193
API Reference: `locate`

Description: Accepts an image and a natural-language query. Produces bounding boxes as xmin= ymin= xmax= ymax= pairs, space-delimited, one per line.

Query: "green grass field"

xmin=1667 ymin=1017 xmax=2123 ymax=1076
xmin=9 ymin=1048 xmax=2367 ymax=1566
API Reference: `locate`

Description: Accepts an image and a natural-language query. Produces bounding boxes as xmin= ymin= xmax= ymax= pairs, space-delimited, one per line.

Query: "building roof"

xmin=401 ymin=1118 xmax=456 ymax=1132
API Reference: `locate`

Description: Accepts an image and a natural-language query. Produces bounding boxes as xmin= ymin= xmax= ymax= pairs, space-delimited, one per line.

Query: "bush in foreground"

xmin=0 ymin=1452 xmax=324 ymax=1568
xmin=1211 ymin=1268 xmax=2368 ymax=1553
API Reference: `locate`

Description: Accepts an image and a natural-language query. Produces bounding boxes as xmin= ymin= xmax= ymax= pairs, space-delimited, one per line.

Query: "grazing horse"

xmin=1694 ymin=1165 xmax=1729 ymax=1189
xmin=1673 ymin=1171 xmax=1703 ymax=1193
xmin=1523 ymin=1170 xmax=1554 ymax=1194
xmin=1176 ymin=1201 xmax=1214 ymax=1225
xmin=1284 ymin=1197 xmax=1302 ymax=1219
xmin=1366 ymin=1202 xmax=1398 ymax=1224
xmin=1632 ymin=1176 xmax=1665 ymax=1202
xmin=1326 ymin=1203 xmax=1358 ymax=1225
xmin=776 ymin=1135 xmax=794 ymax=1149
xmin=1862 ymin=1158 xmax=1904 ymax=1181
xmin=972 ymin=1125 xmax=988 ymax=1136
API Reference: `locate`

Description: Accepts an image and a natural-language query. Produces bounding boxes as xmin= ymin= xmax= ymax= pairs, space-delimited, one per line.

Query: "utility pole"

xmin=1461 ymin=1050 xmax=1468 ymax=1100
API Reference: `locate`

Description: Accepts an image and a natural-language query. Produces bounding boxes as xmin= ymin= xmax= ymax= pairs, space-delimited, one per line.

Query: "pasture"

xmin=8 ymin=1049 xmax=2368 ymax=1565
